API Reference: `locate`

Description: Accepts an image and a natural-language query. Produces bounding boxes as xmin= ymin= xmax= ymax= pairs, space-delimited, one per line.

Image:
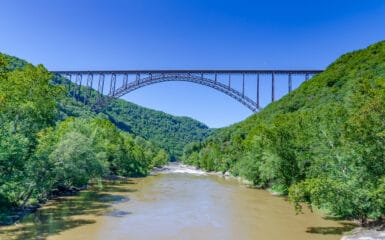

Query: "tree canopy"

xmin=182 ymin=41 xmax=385 ymax=223
xmin=0 ymin=54 xmax=168 ymax=219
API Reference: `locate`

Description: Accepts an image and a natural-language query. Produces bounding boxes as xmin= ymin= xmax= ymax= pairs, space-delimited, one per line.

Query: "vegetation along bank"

xmin=182 ymin=41 xmax=385 ymax=225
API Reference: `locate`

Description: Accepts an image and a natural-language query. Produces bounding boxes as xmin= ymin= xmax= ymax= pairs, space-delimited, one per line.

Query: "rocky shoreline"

xmin=341 ymin=219 xmax=385 ymax=240
xmin=153 ymin=162 xmax=253 ymax=185
xmin=342 ymin=227 xmax=385 ymax=240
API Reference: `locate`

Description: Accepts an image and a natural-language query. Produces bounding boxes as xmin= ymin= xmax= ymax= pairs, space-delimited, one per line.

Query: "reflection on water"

xmin=0 ymin=180 xmax=134 ymax=240
xmin=0 ymin=166 xmax=355 ymax=240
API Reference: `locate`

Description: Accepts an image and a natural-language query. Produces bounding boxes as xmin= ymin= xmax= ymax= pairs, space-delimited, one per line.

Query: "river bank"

xmin=1 ymin=163 xmax=383 ymax=240
xmin=0 ymin=204 xmax=41 ymax=226
xmin=0 ymin=163 xmax=201 ymax=226
xmin=342 ymin=228 xmax=385 ymax=240
xmin=0 ymin=185 xmax=88 ymax=226
xmin=0 ymin=163 xmax=225 ymax=225
xmin=160 ymin=162 xmax=385 ymax=240
xmin=0 ymin=165 xmax=352 ymax=240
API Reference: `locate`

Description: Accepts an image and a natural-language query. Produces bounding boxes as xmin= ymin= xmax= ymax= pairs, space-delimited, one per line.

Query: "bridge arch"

xmin=113 ymin=73 xmax=258 ymax=112
xmin=52 ymin=70 xmax=322 ymax=112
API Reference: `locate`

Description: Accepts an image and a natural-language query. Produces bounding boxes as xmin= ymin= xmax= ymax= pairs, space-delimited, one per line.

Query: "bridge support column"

xmin=256 ymin=73 xmax=260 ymax=109
xmin=123 ymin=74 xmax=128 ymax=87
xmin=242 ymin=73 xmax=245 ymax=97
xmin=271 ymin=72 xmax=275 ymax=102
xmin=98 ymin=74 xmax=105 ymax=101
xmin=110 ymin=74 xmax=117 ymax=95
xmin=288 ymin=73 xmax=292 ymax=93
xmin=67 ymin=74 xmax=72 ymax=97
xmin=89 ymin=74 xmax=93 ymax=102
xmin=73 ymin=74 xmax=78 ymax=97
xmin=228 ymin=74 xmax=231 ymax=89
xmin=76 ymin=74 xmax=83 ymax=100
xmin=85 ymin=74 xmax=93 ymax=104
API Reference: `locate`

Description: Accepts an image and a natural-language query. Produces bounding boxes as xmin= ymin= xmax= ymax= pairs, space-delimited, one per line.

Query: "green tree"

xmin=49 ymin=131 xmax=103 ymax=188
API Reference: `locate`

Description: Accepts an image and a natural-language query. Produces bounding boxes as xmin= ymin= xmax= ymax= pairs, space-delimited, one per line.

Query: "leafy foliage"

xmin=0 ymin=53 xmax=168 ymax=213
xmin=49 ymin=75 xmax=212 ymax=160
xmin=104 ymin=99 xmax=212 ymax=159
xmin=182 ymin=41 xmax=385 ymax=223
xmin=1 ymin=52 xmax=212 ymax=160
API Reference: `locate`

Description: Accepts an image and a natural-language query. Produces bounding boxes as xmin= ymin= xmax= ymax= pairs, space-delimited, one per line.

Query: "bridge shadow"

xmin=0 ymin=180 xmax=137 ymax=240
xmin=306 ymin=222 xmax=358 ymax=235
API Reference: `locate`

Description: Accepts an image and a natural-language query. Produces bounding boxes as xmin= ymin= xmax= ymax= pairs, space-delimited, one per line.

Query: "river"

xmin=0 ymin=164 xmax=355 ymax=240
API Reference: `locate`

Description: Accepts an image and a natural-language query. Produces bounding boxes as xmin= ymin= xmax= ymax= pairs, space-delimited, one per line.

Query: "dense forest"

xmin=182 ymin=41 xmax=385 ymax=224
xmin=0 ymin=54 xmax=169 ymax=221
xmin=2 ymin=54 xmax=211 ymax=161
xmin=54 ymin=76 xmax=211 ymax=160
xmin=56 ymin=90 xmax=211 ymax=160
xmin=104 ymin=100 xmax=212 ymax=159
xmin=2 ymin=41 xmax=384 ymax=225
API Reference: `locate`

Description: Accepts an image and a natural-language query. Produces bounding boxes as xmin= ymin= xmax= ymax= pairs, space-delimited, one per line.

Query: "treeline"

xmin=2 ymin=53 xmax=212 ymax=162
xmin=49 ymin=72 xmax=212 ymax=160
xmin=182 ymin=41 xmax=385 ymax=223
xmin=105 ymin=100 xmax=212 ymax=159
xmin=0 ymin=54 xmax=168 ymax=214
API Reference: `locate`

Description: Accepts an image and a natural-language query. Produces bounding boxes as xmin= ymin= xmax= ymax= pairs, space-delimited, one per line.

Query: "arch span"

xmin=52 ymin=70 xmax=323 ymax=112
xmin=113 ymin=73 xmax=259 ymax=112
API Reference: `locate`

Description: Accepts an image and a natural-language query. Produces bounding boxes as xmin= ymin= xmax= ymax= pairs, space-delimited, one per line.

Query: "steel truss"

xmin=52 ymin=70 xmax=323 ymax=112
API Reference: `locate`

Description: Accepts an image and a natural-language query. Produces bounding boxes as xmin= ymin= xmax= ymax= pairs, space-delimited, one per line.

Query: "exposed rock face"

xmin=342 ymin=228 xmax=385 ymax=240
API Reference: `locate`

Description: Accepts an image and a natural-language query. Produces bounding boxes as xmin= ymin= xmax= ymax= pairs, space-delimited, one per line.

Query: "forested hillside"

xmin=56 ymin=91 xmax=211 ymax=159
xmin=1 ymin=53 xmax=211 ymax=159
xmin=182 ymin=41 xmax=385 ymax=223
xmin=105 ymin=100 xmax=211 ymax=159
xmin=0 ymin=54 xmax=168 ymax=221
xmin=55 ymin=88 xmax=211 ymax=159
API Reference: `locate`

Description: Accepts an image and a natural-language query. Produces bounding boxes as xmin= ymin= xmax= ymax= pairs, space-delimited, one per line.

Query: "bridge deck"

xmin=52 ymin=69 xmax=324 ymax=112
xmin=52 ymin=69 xmax=323 ymax=75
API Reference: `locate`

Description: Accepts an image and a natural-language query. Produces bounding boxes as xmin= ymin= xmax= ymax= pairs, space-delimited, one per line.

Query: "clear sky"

xmin=1 ymin=0 xmax=385 ymax=127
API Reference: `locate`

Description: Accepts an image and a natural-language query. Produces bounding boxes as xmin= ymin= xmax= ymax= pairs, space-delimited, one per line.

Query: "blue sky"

xmin=1 ymin=0 xmax=385 ymax=127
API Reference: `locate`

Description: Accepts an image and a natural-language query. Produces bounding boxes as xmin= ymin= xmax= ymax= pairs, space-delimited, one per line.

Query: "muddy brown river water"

xmin=0 ymin=164 xmax=355 ymax=240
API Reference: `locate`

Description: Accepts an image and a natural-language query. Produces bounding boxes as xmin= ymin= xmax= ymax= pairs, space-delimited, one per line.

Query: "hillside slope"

xmin=0 ymin=53 xmax=172 ymax=218
xmin=182 ymin=41 xmax=385 ymax=222
xmin=105 ymin=99 xmax=211 ymax=159
xmin=1 ymin=53 xmax=212 ymax=159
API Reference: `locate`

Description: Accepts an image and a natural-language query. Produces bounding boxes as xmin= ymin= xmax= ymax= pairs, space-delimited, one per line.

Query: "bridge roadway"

xmin=52 ymin=69 xmax=323 ymax=112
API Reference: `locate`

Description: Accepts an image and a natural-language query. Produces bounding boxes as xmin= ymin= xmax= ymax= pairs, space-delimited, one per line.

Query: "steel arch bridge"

xmin=52 ymin=70 xmax=323 ymax=112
